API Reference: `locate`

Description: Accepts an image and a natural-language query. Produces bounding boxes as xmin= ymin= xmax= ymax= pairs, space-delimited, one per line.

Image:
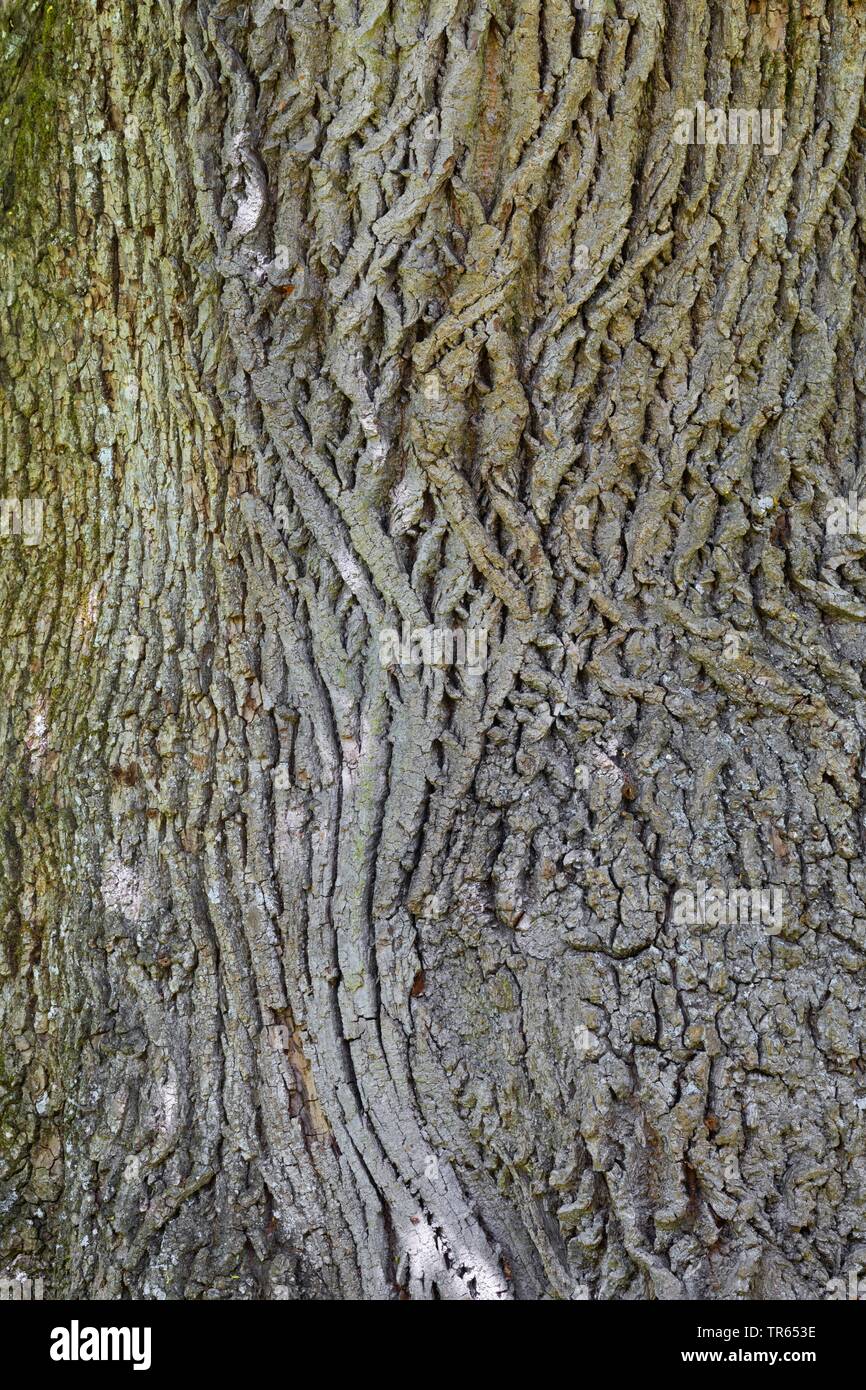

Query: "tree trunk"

xmin=2 ymin=0 xmax=866 ymax=1301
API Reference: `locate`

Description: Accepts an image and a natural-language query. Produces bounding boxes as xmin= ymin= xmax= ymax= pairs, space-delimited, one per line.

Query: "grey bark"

xmin=1 ymin=0 xmax=866 ymax=1300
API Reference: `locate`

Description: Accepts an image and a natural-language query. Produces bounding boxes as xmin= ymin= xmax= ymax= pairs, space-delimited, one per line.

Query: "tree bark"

xmin=2 ymin=0 xmax=866 ymax=1300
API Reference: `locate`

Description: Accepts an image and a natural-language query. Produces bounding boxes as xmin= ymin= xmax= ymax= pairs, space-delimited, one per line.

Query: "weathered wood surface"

xmin=1 ymin=0 xmax=865 ymax=1299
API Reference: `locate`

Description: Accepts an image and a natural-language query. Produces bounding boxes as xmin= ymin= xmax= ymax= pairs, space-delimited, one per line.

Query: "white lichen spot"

xmin=24 ymin=694 xmax=49 ymax=763
xmin=100 ymin=848 xmax=143 ymax=921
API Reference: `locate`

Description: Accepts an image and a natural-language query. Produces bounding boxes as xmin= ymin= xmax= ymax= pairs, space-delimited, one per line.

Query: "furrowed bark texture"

xmin=2 ymin=0 xmax=866 ymax=1300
